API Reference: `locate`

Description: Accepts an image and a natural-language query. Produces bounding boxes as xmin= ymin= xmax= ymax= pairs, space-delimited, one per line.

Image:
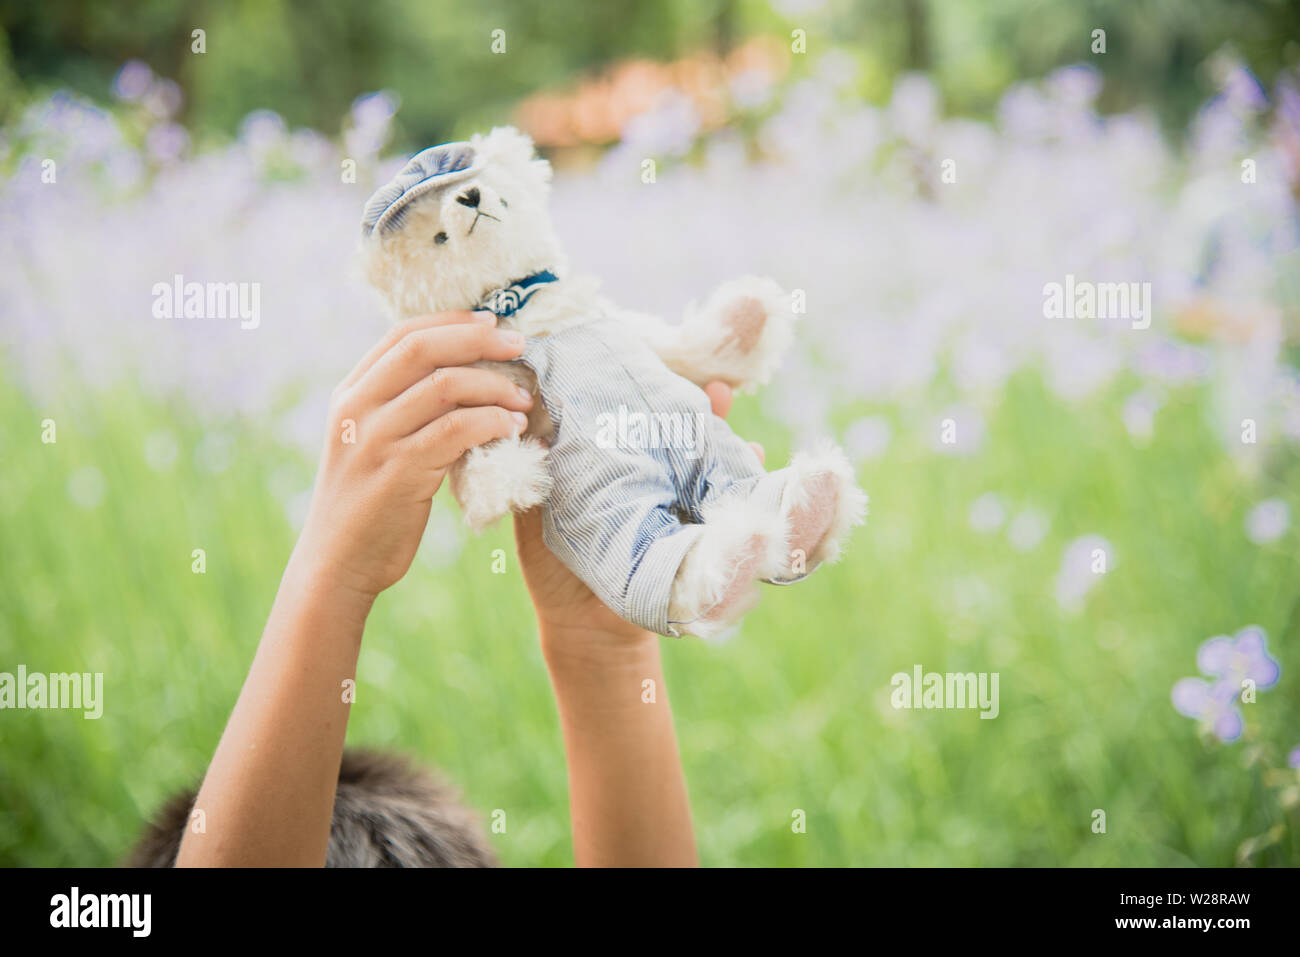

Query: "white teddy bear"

xmin=360 ymin=126 xmax=865 ymax=638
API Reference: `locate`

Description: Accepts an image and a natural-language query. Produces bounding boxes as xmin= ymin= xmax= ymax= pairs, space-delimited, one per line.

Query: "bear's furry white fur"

xmin=360 ymin=127 xmax=865 ymax=637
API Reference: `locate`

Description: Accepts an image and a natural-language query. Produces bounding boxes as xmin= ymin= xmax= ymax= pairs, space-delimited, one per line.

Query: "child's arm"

xmin=513 ymin=382 xmax=756 ymax=867
xmin=514 ymin=508 xmax=697 ymax=867
xmin=177 ymin=310 xmax=531 ymax=867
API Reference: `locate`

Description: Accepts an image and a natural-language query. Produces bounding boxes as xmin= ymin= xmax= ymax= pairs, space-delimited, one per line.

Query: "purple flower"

xmin=240 ymin=110 xmax=287 ymax=151
xmin=889 ymin=73 xmax=939 ymax=144
xmin=1171 ymin=678 xmax=1244 ymax=742
xmin=770 ymin=0 xmax=827 ymax=16
xmin=622 ymin=89 xmax=701 ymax=157
xmin=814 ymin=50 xmax=859 ymax=92
xmin=1288 ymin=746 xmax=1300 ymax=770
xmin=1131 ymin=341 xmax=1211 ymax=387
xmin=345 ymin=91 xmax=399 ymax=158
xmin=144 ymin=122 xmax=189 ymax=164
xmin=843 ymin=416 xmax=892 ymax=462
xmin=1045 ymin=65 xmax=1102 ymax=109
xmin=1196 ymin=626 xmax=1281 ymax=690
xmin=112 ymin=60 xmax=153 ymax=102
xmin=997 ymin=83 xmax=1051 ymax=140
xmin=1122 ymin=389 xmax=1163 ymax=442
xmin=1217 ymin=59 xmax=1268 ymax=114
xmin=142 ymin=78 xmax=183 ymax=119
xmin=350 ymin=90 xmax=399 ymax=130
xmin=729 ymin=69 xmax=774 ymax=111
xmin=1172 ymin=626 xmax=1281 ymax=743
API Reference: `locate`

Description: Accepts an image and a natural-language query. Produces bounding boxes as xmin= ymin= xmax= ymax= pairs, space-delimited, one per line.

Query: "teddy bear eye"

xmin=434 ymin=232 xmax=448 ymax=245
xmin=500 ymin=198 xmax=509 ymax=208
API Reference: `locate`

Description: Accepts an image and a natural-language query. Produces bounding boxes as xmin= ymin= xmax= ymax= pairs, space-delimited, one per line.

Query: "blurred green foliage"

xmin=2 ymin=0 xmax=1300 ymax=871
xmin=1 ymin=0 xmax=1298 ymax=148
xmin=2 ymin=367 xmax=1297 ymax=866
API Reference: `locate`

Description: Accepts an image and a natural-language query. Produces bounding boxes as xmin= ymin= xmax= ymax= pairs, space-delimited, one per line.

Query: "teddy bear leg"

xmin=762 ymin=441 xmax=868 ymax=583
xmin=667 ymin=494 xmax=788 ymax=639
xmin=449 ymin=435 xmax=552 ymax=531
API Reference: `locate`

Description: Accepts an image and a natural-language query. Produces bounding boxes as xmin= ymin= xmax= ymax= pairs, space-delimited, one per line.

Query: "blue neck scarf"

xmin=477 ymin=270 xmax=558 ymax=319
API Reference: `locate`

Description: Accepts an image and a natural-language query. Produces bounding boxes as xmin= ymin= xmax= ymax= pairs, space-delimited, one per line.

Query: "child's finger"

xmin=705 ymin=380 xmax=763 ymax=463
xmin=338 ymin=310 xmax=496 ymax=392
xmin=355 ymin=323 xmax=526 ymax=406
xmin=383 ymin=366 xmax=533 ymax=438
xmin=704 ymin=381 xmax=733 ymax=419
xmin=405 ymin=405 xmax=528 ymax=471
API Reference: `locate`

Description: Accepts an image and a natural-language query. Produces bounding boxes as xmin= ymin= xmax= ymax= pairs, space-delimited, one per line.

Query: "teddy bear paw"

xmin=452 ymin=436 xmax=552 ymax=531
xmin=690 ymin=276 xmax=796 ymax=392
xmin=762 ymin=440 xmax=868 ymax=582
xmin=667 ymin=495 xmax=788 ymax=639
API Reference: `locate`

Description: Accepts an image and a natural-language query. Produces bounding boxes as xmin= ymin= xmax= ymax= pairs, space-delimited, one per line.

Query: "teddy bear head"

xmin=360 ymin=126 xmax=563 ymax=318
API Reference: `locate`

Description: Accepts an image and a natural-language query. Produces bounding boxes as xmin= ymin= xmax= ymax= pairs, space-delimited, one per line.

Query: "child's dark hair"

xmin=125 ymin=749 xmax=498 ymax=867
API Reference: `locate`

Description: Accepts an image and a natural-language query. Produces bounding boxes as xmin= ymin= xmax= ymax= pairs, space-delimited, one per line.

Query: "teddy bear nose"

xmin=456 ymin=187 xmax=481 ymax=208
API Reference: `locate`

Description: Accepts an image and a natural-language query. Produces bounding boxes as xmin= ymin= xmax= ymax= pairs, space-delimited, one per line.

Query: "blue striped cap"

xmin=361 ymin=142 xmax=482 ymax=237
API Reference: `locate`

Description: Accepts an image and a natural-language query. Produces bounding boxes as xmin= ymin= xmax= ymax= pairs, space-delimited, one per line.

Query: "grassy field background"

xmin=4 ymin=5 xmax=1299 ymax=866
xmin=3 ymin=362 xmax=1297 ymax=867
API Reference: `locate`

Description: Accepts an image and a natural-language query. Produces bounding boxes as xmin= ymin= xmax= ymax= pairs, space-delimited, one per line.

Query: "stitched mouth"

xmin=467 ymin=210 xmax=501 ymax=235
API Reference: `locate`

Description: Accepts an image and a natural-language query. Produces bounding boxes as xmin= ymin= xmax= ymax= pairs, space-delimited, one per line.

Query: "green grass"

xmin=1 ymin=365 xmax=1298 ymax=866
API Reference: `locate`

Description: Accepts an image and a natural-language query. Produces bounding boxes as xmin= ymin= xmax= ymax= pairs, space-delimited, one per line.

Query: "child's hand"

xmin=513 ymin=381 xmax=763 ymax=653
xmin=294 ymin=310 xmax=534 ymax=601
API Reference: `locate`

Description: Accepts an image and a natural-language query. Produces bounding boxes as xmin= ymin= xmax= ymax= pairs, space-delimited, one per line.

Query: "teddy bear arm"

xmin=623 ymin=276 xmax=796 ymax=393
xmin=618 ymin=309 xmax=711 ymax=387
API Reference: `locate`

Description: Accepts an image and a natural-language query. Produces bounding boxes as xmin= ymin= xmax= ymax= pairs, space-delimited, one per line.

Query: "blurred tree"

xmin=0 ymin=0 xmax=749 ymax=145
xmin=902 ymin=0 xmax=931 ymax=71
xmin=1 ymin=0 xmax=1297 ymax=144
xmin=920 ymin=0 xmax=1300 ymax=132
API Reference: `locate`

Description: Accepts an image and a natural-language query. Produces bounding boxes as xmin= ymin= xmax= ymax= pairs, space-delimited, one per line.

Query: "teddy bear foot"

xmin=763 ymin=440 xmax=868 ymax=583
xmin=667 ymin=496 xmax=787 ymax=639
xmin=450 ymin=435 xmax=552 ymax=531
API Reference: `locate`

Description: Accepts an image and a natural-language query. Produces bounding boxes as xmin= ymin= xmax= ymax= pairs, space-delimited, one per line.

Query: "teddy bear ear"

xmin=473 ymin=125 xmax=552 ymax=189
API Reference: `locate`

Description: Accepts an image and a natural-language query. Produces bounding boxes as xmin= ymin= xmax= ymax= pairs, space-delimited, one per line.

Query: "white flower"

xmin=843 ymin=416 xmax=892 ymax=462
xmin=1055 ymin=535 xmax=1114 ymax=611
xmin=67 ymin=467 xmax=106 ymax=509
xmin=143 ymin=431 xmax=179 ymax=472
xmin=1007 ymin=508 xmax=1049 ymax=552
xmin=1245 ymin=499 xmax=1290 ymax=544
xmin=969 ymin=493 xmax=1007 ymax=534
